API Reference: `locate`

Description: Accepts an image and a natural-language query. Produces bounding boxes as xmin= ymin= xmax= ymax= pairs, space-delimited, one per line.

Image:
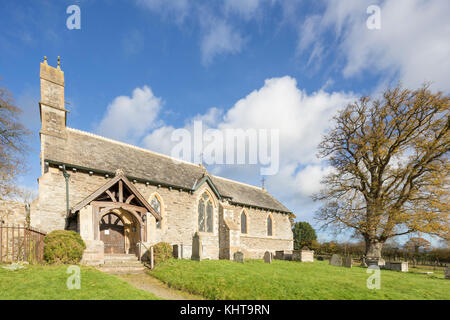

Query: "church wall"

xmin=31 ymin=165 xmax=113 ymax=232
xmin=0 ymin=200 xmax=27 ymax=225
xmin=136 ymin=183 xmax=221 ymax=260
xmin=226 ymin=206 xmax=293 ymax=259
xmin=32 ymin=165 xmax=293 ymax=260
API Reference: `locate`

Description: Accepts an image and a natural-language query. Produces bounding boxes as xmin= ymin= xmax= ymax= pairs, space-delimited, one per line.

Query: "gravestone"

xmin=445 ymin=267 xmax=450 ymax=280
xmin=191 ymin=232 xmax=202 ymax=261
xmin=234 ymin=251 xmax=244 ymax=263
xmin=275 ymin=251 xmax=284 ymax=260
xmin=263 ymin=251 xmax=272 ymax=264
xmin=387 ymin=261 xmax=408 ymax=272
xmin=173 ymin=244 xmax=183 ymax=259
xmin=329 ymin=254 xmax=343 ymax=266
xmin=343 ymin=256 xmax=353 ymax=268
xmin=292 ymin=249 xmax=314 ymax=262
xmin=275 ymin=250 xmax=293 ymax=260
xmin=367 ymin=257 xmax=385 ymax=267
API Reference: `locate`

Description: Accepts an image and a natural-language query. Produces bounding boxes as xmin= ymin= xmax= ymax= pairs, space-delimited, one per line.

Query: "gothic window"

xmin=267 ymin=215 xmax=273 ymax=236
xmin=150 ymin=195 xmax=162 ymax=229
xmin=241 ymin=211 xmax=247 ymax=234
xmin=199 ymin=192 xmax=213 ymax=233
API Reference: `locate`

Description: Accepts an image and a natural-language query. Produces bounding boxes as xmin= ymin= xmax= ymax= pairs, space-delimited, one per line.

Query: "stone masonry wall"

xmin=32 ymin=166 xmax=293 ymax=260
xmin=0 ymin=200 xmax=27 ymax=225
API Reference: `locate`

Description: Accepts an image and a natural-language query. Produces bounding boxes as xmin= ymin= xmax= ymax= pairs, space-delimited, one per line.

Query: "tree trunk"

xmin=365 ymin=239 xmax=384 ymax=259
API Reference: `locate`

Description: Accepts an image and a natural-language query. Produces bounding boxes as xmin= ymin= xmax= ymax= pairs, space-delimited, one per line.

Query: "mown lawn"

xmin=150 ymin=259 xmax=450 ymax=300
xmin=0 ymin=264 xmax=160 ymax=300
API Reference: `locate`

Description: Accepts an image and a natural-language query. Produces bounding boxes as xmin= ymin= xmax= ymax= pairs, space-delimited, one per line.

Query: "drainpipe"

xmin=61 ymin=165 xmax=71 ymax=229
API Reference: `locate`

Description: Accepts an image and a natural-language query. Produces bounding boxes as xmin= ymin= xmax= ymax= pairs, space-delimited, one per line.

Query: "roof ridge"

xmin=66 ymin=127 xmax=201 ymax=168
xmin=212 ymin=174 xmax=263 ymax=190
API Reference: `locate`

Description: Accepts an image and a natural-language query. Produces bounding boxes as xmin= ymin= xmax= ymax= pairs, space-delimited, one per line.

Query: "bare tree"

xmin=315 ymin=84 xmax=449 ymax=259
xmin=0 ymin=85 xmax=29 ymax=199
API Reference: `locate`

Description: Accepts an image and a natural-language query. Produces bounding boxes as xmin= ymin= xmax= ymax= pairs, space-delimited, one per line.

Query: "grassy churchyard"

xmin=0 ymin=259 xmax=448 ymax=300
xmin=0 ymin=265 xmax=160 ymax=300
xmin=149 ymin=259 xmax=450 ymax=300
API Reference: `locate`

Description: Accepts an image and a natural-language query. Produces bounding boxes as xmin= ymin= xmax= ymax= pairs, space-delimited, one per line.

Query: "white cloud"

xmin=298 ymin=0 xmax=450 ymax=91
xmin=141 ymin=76 xmax=355 ymax=219
xmin=200 ymin=18 xmax=245 ymax=65
xmin=97 ymin=86 xmax=162 ymax=143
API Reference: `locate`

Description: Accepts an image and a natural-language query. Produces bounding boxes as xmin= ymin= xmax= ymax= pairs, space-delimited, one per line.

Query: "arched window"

xmin=241 ymin=211 xmax=247 ymax=234
xmin=198 ymin=192 xmax=213 ymax=233
xmin=150 ymin=195 xmax=162 ymax=229
xmin=267 ymin=215 xmax=273 ymax=236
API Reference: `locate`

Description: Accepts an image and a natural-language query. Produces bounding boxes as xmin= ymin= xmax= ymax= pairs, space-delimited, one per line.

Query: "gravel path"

xmin=118 ymin=273 xmax=204 ymax=300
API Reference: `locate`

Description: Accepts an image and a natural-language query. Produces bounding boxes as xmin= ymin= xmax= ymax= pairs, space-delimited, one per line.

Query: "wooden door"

xmin=100 ymin=213 xmax=125 ymax=254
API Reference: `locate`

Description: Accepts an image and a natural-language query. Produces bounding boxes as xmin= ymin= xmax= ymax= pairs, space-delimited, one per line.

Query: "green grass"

xmin=0 ymin=264 xmax=160 ymax=300
xmin=150 ymin=259 xmax=450 ymax=300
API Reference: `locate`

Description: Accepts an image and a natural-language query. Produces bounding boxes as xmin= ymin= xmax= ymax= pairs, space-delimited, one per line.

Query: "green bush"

xmin=152 ymin=242 xmax=173 ymax=265
xmin=43 ymin=230 xmax=86 ymax=264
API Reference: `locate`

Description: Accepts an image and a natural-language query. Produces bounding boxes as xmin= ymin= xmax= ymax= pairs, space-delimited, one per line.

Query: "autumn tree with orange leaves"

xmin=315 ymin=85 xmax=449 ymax=259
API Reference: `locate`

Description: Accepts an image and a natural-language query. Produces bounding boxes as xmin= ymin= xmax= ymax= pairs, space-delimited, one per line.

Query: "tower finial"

xmin=261 ymin=176 xmax=266 ymax=190
xmin=44 ymin=56 xmax=47 ymax=64
xmin=57 ymin=56 xmax=61 ymax=69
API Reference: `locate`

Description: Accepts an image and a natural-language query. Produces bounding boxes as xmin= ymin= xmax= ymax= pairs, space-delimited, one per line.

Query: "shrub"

xmin=43 ymin=230 xmax=86 ymax=264
xmin=152 ymin=242 xmax=173 ymax=265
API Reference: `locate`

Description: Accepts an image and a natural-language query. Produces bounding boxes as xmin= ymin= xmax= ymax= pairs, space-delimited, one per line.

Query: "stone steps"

xmin=98 ymin=254 xmax=146 ymax=275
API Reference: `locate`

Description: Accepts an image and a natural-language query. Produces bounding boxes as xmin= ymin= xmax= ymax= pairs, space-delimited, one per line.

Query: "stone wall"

xmin=0 ymin=200 xmax=27 ymax=225
xmin=32 ymin=166 xmax=293 ymax=260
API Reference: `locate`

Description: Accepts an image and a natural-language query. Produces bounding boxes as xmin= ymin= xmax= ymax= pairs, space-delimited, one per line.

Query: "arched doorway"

xmin=100 ymin=213 xmax=125 ymax=254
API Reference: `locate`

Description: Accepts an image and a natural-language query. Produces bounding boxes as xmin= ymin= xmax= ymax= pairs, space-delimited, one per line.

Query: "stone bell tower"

xmin=39 ymin=56 xmax=68 ymax=176
xmin=39 ymin=56 xmax=67 ymax=139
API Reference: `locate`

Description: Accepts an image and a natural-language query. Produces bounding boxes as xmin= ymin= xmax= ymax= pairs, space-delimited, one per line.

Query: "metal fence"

xmin=0 ymin=224 xmax=46 ymax=264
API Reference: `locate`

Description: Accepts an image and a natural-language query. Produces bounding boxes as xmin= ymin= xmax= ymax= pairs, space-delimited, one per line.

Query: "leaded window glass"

xmin=206 ymin=201 xmax=213 ymax=232
xmin=241 ymin=212 xmax=247 ymax=234
xmin=198 ymin=192 xmax=213 ymax=233
xmin=267 ymin=215 xmax=273 ymax=236
xmin=198 ymin=199 xmax=205 ymax=232
xmin=150 ymin=196 xmax=162 ymax=229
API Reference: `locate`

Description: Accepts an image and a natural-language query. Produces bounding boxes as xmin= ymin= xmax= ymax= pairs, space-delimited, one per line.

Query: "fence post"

xmin=23 ymin=227 xmax=27 ymax=261
xmin=0 ymin=224 xmax=2 ymax=263
xmin=6 ymin=225 xmax=9 ymax=262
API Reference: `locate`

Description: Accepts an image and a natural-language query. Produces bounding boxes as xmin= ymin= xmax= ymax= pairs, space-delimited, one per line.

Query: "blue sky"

xmin=1 ymin=0 xmax=449 ymax=243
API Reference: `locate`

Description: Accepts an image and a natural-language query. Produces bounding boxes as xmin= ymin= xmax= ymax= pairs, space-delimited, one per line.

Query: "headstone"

xmin=343 ymin=256 xmax=353 ymax=268
xmin=191 ymin=232 xmax=202 ymax=261
xmin=173 ymin=244 xmax=183 ymax=259
xmin=275 ymin=250 xmax=293 ymax=260
xmin=275 ymin=251 xmax=284 ymax=260
xmin=292 ymin=249 xmax=314 ymax=262
xmin=233 ymin=251 xmax=244 ymax=263
xmin=366 ymin=257 xmax=385 ymax=267
xmin=387 ymin=261 xmax=408 ymax=272
xmin=263 ymin=251 xmax=272 ymax=264
xmin=444 ymin=267 xmax=450 ymax=280
xmin=329 ymin=254 xmax=343 ymax=266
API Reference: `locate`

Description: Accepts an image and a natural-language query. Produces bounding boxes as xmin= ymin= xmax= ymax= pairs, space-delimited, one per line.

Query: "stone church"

xmin=29 ymin=58 xmax=293 ymax=265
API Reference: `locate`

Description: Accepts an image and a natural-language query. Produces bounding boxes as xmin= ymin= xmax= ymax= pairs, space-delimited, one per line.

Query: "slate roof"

xmin=43 ymin=128 xmax=291 ymax=214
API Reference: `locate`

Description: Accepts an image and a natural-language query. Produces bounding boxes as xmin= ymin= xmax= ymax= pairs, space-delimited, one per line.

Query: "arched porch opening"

xmin=71 ymin=172 xmax=161 ymax=259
